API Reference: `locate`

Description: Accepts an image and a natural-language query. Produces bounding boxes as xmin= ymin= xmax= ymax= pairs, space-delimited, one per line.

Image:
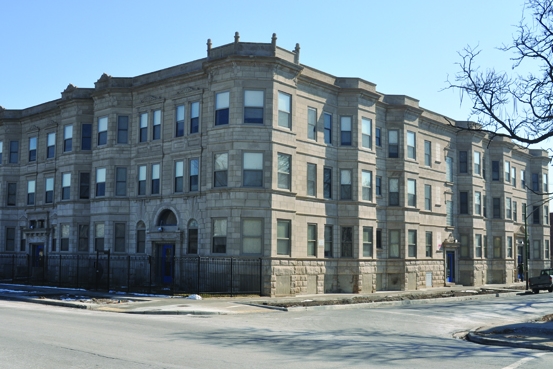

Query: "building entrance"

xmin=446 ymin=251 xmax=455 ymax=283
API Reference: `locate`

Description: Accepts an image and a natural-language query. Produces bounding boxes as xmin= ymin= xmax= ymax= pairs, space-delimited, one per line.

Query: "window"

xmin=323 ymin=112 xmax=332 ymax=144
xmin=277 ymin=220 xmax=291 ymax=255
xmin=407 ymin=179 xmax=416 ymax=207
xmin=242 ymin=219 xmax=263 ymax=254
xmin=78 ymin=224 xmax=89 ymax=252
xmin=506 ymin=197 xmax=512 ymax=219
xmin=475 ymin=234 xmax=483 ymax=258
xmin=407 ymin=131 xmax=416 ymax=159
xmin=29 ymin=137 xmax=37 ymax=162
xmin=460 ymin=235 xmax=469 ymax=258
xmin=61 ymin=224 xmax=70 ymax=251
xmin=79 ymin=173 xmax=90 ymax=199
xmin=533 ymin=205 xmax=540 ymax=224
xmin=0 ymin=141 xmax=3 ymax=163
xmin=95 ymin=223 xmax=104 ymax=251
xmin=64 ymin=125 xmax=73 ymax=152
xmin=115 ymin=167 xmax=127 ymax=196
xmin=507 ymin=236 xmax=513 ymax=258
xmin=137 ymin=224 xmax=146 ymax=253
xmin=363 ymin=226 xmax=373 ymax=257
xmin=190 ymin=102 xmax=200 ymax=134
xmin=483 ymin=195 xmax=488 ymax=218
xmin=5 ymin=227 xmax=15 ymax=251
xmin=47 ymin=133 xmax=55 ymax=159
xmin=533 ymin=239 xmax=541 ymax=259
xmin=460 ymin=191 xmax=468 ymax=214
xmin=388 ymin=130 xmax=399 ymax=158
xmin=243 ymin=152 xmax=263 ymax=187
xmin=81 ymin=124 xmax=92 ymax=150
xmin=152 ymin=110 xmax=161 ymax=140
xmin=117 ymin=116 xmax=129 ymax=144
xmin=376 ymin=229 xmax=382 ymax=249
xmin=307 ymin=107 xmax=317 ymax=140
xmin=139 ymin=113 xmax=148 ymax=142
xmin=62 ymin=172 xmax=71 ymax=200
xmin=8 ymin=140 xmax=18 ymax=164
xmin=138 ymin=165 xmax=146 ymax=195
xmin=376 ymin=176 xmax=382 ymax=196
xmin=511 ymin=167 xmax=516 ymax=187
xmin=446 ymin=156 xmax=453 ymax=182
xmin=324 ymin=225 xmax=333 ymax=257
xmin=189 ymin=158 xmax=199 ymax=191
xmin=51 ymin=228 xmax=56 ymax=252
xmin=389 ymin=229 xmax=400 ymax=258
xmin=459 ymin=151 xmax=468 ymax=173
xmin=522 ymin=203 xmax=527 ymax=220
xmin=278 ymin=92 xmax=291 ymax=128
xmin=341 ymin=227 xmax=353 ymax=257
xmin=96 ymin=168 xmax=106 ymax=197
xmin=340 ymin=169 xmax=352 ymax=200
xmin=424 ymin=184 xmax=432 ymax=210
xmin=484 ymin=235 xmax=488 ymax=258
xmin=473 ymin=151 xmax=481 ymax=175
xmin=389 ymin=178 xmax=399 ymax=206
xmin=424 ymin=141 xmax=431 ymax=166
xmin=45 ymin=177 xmax=54 ymax=204
xmin=187 ymin=220 xmax=198 ymax=254
xmin=214 ymin=153 xmax=228 ymax=187
xmin=492 ymin=161 xmax=500 ymax=181
xmin=174 ymin=161 xmax=183 ymax=193
xmin=475 ymin=191 xmax=481 ymax=215
xmin=244 ymin=90 xmax=264 ymax=124
xmin=362 ymin=118 xmax=372 ymax=149
xmin=513 ymin=201 xmax=518 ymax=222
xmin=545 ymin=206 xmax=549 ymax=225
xmin=408 ymin=230 xmax=417 ymax=257
xmin=521 ymin=169 xmax=526 ymax=188
xmin=543 ymin=173 xmax=548 ymax=193
xmin=532 ymin=173 xmax=540 ymax=191
xmin=324 ymin=167 xmax=332 ymax=199
xmin=446 ymin=201 xmax=453 ymax=226
xmin=278 ymin=154 xmax=291 ymax=190
xmin=340 ymin=116 xmax=352 ymax=146
xmin=307 ymin=224 xmax=317 ymax=256
xmin=215 ymin=92 xmax=230 ymax=126
xmin=362 ymin=170 xmax=372 ymax=201
xmin=97 ymin=117 xmax=107 ymax=146
xmin=504 ymin=161 xmax=510 ymax=182
xmin=307 ymin=163 xmax=316 ymax=196
xmin=493 ymin=197 xmax=501 ymax=219
xmin=545 ymin=240 xmax=550 ymax=259
xmin=175 ymin=105 xmax=185 ymax=137
xmin=151 ymin=164 xmax=160 ymax=195
xmin=27 ymin=180 xmax=35 ymax=205
xmin=493 ymin=236 xmax=502 ymax=258
xmin=375 ymin=127 xmax=381 ymax=147
xmin=426 ymin=231 xmax=432 ymax=257
xmin=114 ymin=223 xmax=126 ymax=252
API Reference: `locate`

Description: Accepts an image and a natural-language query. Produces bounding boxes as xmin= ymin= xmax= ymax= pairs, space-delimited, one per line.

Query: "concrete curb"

xmin=466 ymin=327 xmax=553 ymax=352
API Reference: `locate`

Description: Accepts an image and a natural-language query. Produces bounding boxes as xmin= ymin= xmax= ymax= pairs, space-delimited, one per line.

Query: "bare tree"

xmin=448 ymin=0 xmax=553 ymax=148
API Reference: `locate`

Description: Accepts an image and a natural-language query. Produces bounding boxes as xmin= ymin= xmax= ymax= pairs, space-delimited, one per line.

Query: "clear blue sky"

xmin=1 ymin=0 xmax=550 ymax=187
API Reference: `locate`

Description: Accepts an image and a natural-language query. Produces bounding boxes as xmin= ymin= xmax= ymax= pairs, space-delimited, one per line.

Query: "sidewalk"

xmin=0 ymin=282 xmax=551 ymax=351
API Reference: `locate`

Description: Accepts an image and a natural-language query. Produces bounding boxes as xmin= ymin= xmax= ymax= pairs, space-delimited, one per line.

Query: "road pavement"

xmin=1 ymin=282 xmax=551 ymax=352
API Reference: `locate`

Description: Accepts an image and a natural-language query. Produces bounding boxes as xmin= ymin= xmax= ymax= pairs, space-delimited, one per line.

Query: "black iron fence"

xmin=0 ymin=253 xmax=262 ymax=296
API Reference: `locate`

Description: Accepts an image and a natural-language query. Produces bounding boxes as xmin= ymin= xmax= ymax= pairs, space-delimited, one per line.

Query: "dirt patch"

xmin=264 ymin=288 xmax=520 ymax=308
xmin=539 ymin=314 xmax=553 ymax=322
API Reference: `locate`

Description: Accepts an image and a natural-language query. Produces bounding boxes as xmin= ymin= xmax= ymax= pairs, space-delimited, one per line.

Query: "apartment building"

xmin=0 ymin=33 xmax=550 ymax=296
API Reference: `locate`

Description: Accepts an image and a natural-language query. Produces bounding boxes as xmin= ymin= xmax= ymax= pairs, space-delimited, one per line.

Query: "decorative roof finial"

xmin=234 ymin=32 xmax=240 ymax=43
xmin=294 ymin=43 xmax=300 ymax=64
xmin=271 ymin=33 xmax=277 ymax=48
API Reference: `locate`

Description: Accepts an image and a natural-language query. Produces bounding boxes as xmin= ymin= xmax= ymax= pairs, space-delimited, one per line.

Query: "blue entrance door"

xmin=446 ymin=251 xmax=455 ymax=283
xmin=161 ymin=244 xmax=174 ymax=284
xmin=32 ymin=244 xmax=44 ymax=267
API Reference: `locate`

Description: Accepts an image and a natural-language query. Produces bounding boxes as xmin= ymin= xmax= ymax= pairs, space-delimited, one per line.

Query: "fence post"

xmin=197 ymin=256 xmax=201 ymax=294
xmin=106 ymin=250 xmax=111 ymax=292
xmin=58 ymin=254 xmax=62 ymax=287
xmin=259 ymin=258 xmax=263 ymax=296
xmin=11 ymin=254 xmax=15 ymax=281
xmin=127 ymin=255 xmax=131 ymax=293
xmin=148 ymin=255 xmax=152 ymax=294
xmin=230 ymin=258 xmax=234 ymax=297
xmin=76 ymin=255 xmax=80 ymax=288
xmin=26 ymin=254 xmax=30 ymax=282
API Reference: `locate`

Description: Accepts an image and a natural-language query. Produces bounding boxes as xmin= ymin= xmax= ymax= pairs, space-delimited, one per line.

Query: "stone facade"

xmin=0 ymin=33 xmax=550 ymax=296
